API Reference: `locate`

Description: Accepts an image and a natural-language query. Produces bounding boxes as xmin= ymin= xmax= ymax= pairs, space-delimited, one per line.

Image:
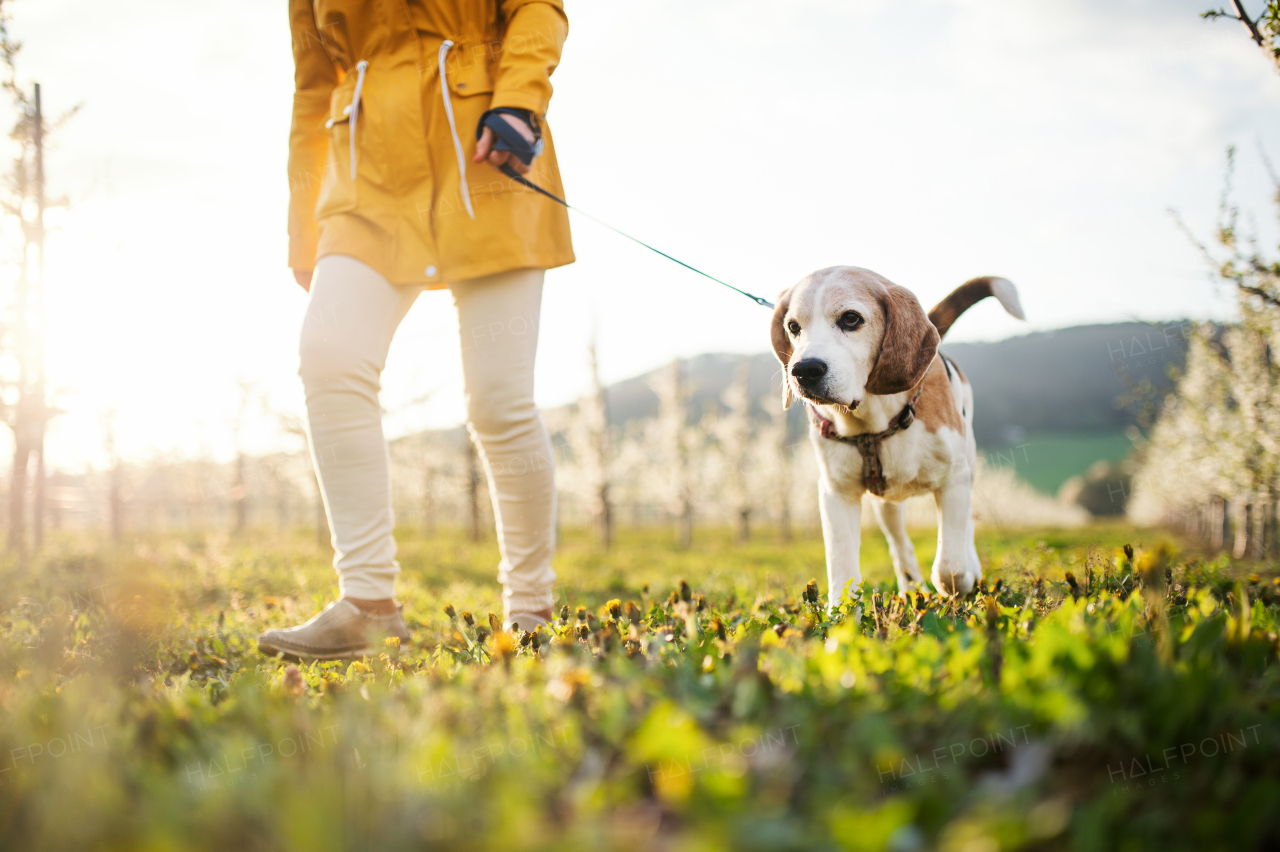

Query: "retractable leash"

xmin=478 ymin=110 xmax=775 ymax=309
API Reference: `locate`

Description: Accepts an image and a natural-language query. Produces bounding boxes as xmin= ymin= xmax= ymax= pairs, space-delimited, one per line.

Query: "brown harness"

xmin=807 ymin=383 xmax=925 ymax=497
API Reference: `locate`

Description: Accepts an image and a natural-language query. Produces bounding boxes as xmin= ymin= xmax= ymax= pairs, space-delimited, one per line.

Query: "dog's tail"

xmin=928 ymin=276 xmax=1024 ymax=339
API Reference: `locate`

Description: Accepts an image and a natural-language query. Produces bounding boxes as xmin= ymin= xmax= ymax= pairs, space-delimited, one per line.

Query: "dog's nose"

xmin=791 ymin=358 xmax=828 ymax=385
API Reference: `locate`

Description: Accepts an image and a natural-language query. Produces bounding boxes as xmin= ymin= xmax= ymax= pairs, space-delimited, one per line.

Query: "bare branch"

xmin=1232 ymin=0 xmax=1267 ymax=45
xmin=1254 ymin=138 xmax=1280 ymax=205
xmin=1237 ymin=281 xmax=1280 ymax=308
xmin=1168 ymin=207 xmax=1218 ymax=269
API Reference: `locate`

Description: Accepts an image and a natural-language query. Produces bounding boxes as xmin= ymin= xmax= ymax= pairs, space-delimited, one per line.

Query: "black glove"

xmin=476 ymin=107 xmax=544 ymax=166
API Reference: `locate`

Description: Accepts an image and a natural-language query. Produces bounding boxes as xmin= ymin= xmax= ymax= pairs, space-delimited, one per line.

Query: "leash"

xmin=479 ymin=111 xmax=774 ymax=309
xmin=807 ymin=383 xmax=925 ymax=497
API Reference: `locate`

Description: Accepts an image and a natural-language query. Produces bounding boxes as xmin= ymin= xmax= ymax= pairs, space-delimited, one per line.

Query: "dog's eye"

xmin=787 ymin=320 xmax=801 ymax=336
xmin=838 ymin=311 xmax=864 ymax=332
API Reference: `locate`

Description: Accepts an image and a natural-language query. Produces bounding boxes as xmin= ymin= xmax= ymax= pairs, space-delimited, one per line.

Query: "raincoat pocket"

xmin=316 ymin=111 xmax=357 ymax=219
xmin=443 ymin=44 xmax=496 ymax=98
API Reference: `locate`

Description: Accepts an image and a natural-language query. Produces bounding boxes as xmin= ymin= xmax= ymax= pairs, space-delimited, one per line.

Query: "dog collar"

xmin=807 ymin=384 xmax=924 ymax=497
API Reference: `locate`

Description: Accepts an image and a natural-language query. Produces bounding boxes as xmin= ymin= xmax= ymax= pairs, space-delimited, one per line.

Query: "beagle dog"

xmin=771 ymin=267 xmax=1024 ymax=602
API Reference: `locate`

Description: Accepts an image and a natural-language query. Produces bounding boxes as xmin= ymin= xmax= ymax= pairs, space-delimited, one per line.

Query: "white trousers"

xmin=299 ymin=254 xmax=556 ymax=612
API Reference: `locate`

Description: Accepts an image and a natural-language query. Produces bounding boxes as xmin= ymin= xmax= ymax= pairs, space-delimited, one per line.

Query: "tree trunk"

xmin=467 ymin=438 xmax=481 ymax=543
xmin=677 ymin=495 xmax=693 ymax=550
xmin=107 ymin=442 xmax=124 ymax=544
xmin=1209 ymin=496 xmax=1226 ymax=551
xmin=1233 ymin=500 xmax=1252 ymax=559
xmin=30 ymin=85 xmax=47 ymax=553
xmin=584 ymin=339 xmax=613 ymax=550
xmin=33 ymin=438 xmax=44 ymax=549
xmin=9 ymin=441 xmax=28 ymax=554
xmin=598 ymin=482 xmax=613 ymax=549
xmin=234 ymin=452 xmax=248 ymax=535
xmin=1252 ymin=497 xmax=1269 ymax=560
xmin=1269 ymin=492 xmax=1280 ymax=558
xmin=422 ymin=467 xmax=436 ymax=537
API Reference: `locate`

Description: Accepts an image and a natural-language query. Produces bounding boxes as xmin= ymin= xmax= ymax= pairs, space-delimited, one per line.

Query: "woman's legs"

xmin=450 ymin=268 xmax=557 ymax=617
xmin=299 ymin=255 xmax=421 ymax=601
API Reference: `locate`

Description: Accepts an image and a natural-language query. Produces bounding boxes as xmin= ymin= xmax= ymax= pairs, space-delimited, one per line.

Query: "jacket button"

xmin=425 ymin=265 xmax=437 ymax=278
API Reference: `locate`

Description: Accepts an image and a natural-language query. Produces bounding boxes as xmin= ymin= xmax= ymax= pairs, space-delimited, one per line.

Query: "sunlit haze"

xmin=17 ymin=0 xmax=1280 ymax=470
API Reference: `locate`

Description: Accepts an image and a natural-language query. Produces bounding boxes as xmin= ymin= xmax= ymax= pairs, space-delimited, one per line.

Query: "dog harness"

xmin=807 ymin=383 xmax=925 ymax=497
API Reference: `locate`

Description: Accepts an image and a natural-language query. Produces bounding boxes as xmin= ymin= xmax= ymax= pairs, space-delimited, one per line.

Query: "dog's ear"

xmin=865 ymin=280 xmax=940 ymax=396
xmin=770 ymin=288 xmax=794 ymax=409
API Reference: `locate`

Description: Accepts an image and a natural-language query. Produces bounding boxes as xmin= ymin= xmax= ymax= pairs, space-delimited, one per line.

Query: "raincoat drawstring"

xmin=349 ymin=60 xmax=369 ymax=181
xmin=438 ymin=40 xmax=475 ymax=220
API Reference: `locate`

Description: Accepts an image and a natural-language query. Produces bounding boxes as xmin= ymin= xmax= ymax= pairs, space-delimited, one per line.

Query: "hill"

xmin=942 ymin=321 xmax=1190 ymax=447
xmin=582 ymin=321 xmax=1191 ymax=449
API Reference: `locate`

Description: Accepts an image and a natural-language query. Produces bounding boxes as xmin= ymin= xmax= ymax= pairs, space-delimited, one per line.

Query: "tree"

xmin=466 ymin=436 xmax=482 ymax=542
xmin=575 ymin=338 xmax=613 ymax=548
xmin=275 ymin=411 xmax=329 ymax=549
xmin=1204 ymin=2 xmax=1280 ymax=70
xmin=100 ymin=407 xmax=124 ymax=543
xmin=1131 ymin=5 xmax=1280 ymax=553
xmin=759 ymin=393 xmax=795 ymax=544
xmin=1131 ymin=150 xmax=1280 ymax=555
xmin=0 ymin=5 xmax=77 ymax=554
xmin=229 ymin=379 xmax=261 ymax=534
xmin=419 ymin=444 xmax=443 ymax=538
xmin=717 ymin=356 xmax=755 ymax=543
xmin=653 ymin=358 xmax=694 ymax=548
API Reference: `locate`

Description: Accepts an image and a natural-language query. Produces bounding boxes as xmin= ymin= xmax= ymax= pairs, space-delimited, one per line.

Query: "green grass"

xmin=1 ymin=523 xmax=1278 ymax=851
xmin=984 ymin=432 xmax=1134 ymax=495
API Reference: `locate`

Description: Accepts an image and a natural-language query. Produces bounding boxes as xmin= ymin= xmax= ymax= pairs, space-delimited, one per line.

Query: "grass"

xmin=983 ymin=432 xmax=1133 ymax=495
xmin=1 ymin=522 xmax=1278 ymax=851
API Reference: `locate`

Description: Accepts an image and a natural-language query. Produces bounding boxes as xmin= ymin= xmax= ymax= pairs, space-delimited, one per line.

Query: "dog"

xmin=770 ymin=267 xmax=1024 ymax=603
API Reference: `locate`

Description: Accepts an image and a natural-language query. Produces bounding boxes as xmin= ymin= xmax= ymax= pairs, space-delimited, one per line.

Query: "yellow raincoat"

xmin=287 ymin=0 xmax=574 ymax=287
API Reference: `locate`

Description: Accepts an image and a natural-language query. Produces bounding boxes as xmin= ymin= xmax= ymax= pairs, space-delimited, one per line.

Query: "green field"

xmin=983 ymin=432 xmax=1135 ymax=495
xmin=2 ymin=524 xmax=1278 ymax=851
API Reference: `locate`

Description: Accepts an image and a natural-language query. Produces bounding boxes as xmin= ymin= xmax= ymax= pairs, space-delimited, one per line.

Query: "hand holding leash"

xmin=473 ymin=109 xmax=540 ymax=176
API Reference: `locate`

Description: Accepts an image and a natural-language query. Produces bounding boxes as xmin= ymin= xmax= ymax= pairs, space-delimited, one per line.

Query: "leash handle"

xmin=478 ymin=109 xmax=544 ymax=165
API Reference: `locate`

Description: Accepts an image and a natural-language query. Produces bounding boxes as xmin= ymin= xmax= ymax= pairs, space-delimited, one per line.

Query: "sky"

xmin=12 ymin=0 xmax=1280 ymax=468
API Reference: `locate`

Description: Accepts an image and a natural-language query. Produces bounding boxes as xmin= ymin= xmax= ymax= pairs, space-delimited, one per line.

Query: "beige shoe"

xmin=258 ymin=600 xmax=410 ymax=661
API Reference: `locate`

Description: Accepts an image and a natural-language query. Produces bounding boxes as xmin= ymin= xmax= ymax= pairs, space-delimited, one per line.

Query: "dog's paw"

xmin=931 ymin=571 xmax=976 ymax=597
